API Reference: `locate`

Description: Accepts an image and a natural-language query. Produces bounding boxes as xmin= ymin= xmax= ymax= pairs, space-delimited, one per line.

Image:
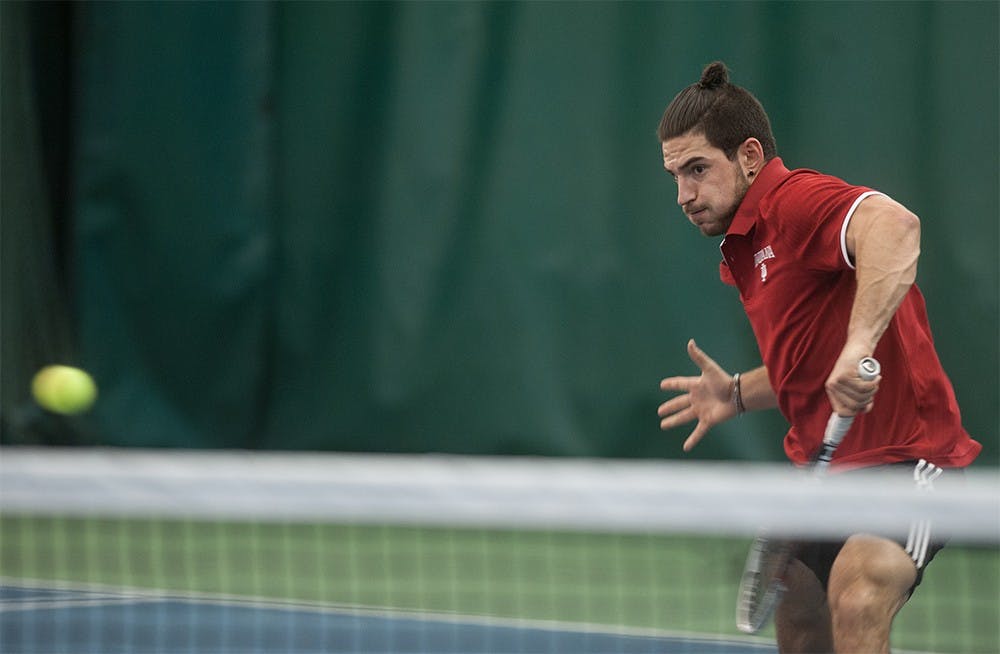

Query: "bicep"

xmin=843 ymin=194 xmax=920 ymax=264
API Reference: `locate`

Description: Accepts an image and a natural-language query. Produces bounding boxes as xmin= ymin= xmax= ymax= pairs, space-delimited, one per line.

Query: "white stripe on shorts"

xmin=905 ymin=459 xmax=943 ymax=569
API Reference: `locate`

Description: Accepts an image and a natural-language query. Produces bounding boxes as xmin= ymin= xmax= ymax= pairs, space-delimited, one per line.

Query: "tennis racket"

xmin=735 ymin=356 xmax=881 ymax=634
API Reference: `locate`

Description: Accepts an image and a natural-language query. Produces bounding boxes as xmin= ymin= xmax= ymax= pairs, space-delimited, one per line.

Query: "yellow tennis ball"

xmin=31 ymin=365 xmax=98 ymax=415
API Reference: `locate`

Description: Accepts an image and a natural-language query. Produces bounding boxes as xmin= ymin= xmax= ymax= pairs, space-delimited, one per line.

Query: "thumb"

xmin=686 ymin=339 xmax=713 ymax=372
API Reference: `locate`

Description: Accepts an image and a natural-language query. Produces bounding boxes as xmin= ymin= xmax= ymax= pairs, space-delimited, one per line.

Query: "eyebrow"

xmin=673 ymin=156 xmax=709 ymax=176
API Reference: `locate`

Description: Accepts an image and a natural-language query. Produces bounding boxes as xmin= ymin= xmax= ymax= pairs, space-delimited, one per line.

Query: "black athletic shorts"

xmin=793 ymin=459 xmax=960 ymax=594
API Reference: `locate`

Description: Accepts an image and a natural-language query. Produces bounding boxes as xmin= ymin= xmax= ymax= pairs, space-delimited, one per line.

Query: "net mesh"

xmin=2 ymin=448 xmax=998 ymax=654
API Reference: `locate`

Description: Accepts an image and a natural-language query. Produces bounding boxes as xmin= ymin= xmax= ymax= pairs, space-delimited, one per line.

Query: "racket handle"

xmin=815 ymin=357 xmax=881 ymax=471
xmin=857 ymin=357 xmax=881 ymax=382
xmin=816 ymin=415 xmax=854 ymax=469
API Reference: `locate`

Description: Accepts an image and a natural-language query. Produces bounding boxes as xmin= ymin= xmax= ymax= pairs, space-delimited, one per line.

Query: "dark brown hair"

xmin=657 ymin=62 xmax=777 ymax=160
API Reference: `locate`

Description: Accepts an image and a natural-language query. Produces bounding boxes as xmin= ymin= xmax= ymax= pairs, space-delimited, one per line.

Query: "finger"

xmin=683 ymin=422 xmax=709 ymax=452
xmin=829 ymin=371 xmax=879 ymax=393
xmin=827 ymin=390 xmax=857 ymax=417
xmin=831 ymin=384 xmax=870 ymax=403
xmin=660 ymin=406 xmax=696 ymax=431
xmin=657 ymin=394 xmax=691 ymax=417
xmin=827 ymin=377 xmax=877 ymax=403
xmin=660 ymin=376 xmax=697 ymax=391
xmin=829 ymin=394 xmax=870 ymax=417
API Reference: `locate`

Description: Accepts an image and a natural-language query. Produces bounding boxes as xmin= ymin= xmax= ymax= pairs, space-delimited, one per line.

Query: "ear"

xmin=739 ymin=138 xmax=765 ymax=179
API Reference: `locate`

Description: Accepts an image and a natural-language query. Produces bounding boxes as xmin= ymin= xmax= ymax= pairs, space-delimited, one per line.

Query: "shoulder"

xmin=761 ymin=168 xmax=874 ymax=220
xmin=764 ymin=168 xmax=847 ymax=203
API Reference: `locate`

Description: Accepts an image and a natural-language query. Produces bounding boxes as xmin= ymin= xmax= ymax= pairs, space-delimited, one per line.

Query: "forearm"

xmin=823 ymin=197 xmax=918 ymax=416
xmin=733 ymin=365 xmax=778 ymax=413
xmin=845 ymin=199 xmax=920 ymax=355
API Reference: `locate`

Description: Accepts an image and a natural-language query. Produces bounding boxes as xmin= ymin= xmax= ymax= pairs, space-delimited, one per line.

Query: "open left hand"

xmin=658 ymin=340 xmax=738 ymax=452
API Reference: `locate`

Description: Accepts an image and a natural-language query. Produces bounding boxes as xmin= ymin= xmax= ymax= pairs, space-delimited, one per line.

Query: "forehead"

xmin=661 ymin=132 xmax=725 ymax=171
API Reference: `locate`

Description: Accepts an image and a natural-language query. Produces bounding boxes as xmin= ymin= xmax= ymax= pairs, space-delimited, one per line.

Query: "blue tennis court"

xmin=1 ymin=583 xmax=776 ymax=654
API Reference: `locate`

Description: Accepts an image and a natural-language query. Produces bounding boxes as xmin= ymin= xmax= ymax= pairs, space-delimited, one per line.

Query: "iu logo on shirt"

xmin=754 ymin=245 xmax=775 ymax=282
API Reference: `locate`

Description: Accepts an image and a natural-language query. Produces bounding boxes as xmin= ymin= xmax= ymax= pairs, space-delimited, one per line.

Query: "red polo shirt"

xmin=720 ymin=158 xmax=980 ymax=469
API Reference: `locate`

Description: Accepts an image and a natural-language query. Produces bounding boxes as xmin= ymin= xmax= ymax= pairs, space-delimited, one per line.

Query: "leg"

xmin=775 ymin=559 xmax=833 ymax=654
xmin=827 ymin=534 xmax=917 ymax=654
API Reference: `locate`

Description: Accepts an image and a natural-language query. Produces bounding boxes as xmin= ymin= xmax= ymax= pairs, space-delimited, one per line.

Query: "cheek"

xmin=703 ymin=181 xmax=725 ymax=204
xmin=733 ymin=172 xmax=750 ymax=200
xmin=715 ymin=173 xmax=745 ymax=204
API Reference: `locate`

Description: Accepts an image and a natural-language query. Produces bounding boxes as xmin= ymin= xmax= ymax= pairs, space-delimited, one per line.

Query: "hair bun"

xmin=698 ymin=61 xmax=729 ymax=90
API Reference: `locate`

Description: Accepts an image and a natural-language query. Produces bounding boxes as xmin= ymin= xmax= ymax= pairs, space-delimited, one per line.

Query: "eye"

xmin=692 ymin=164 xmax=707 ymax=176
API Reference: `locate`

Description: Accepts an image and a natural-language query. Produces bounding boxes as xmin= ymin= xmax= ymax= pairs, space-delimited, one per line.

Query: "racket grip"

xmin=821 ymin=413 xmax=855 ymax=450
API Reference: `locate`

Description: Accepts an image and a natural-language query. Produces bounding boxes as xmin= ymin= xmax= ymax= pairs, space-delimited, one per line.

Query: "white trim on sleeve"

xmin=840 ymin=191 xmax=888 ymax=269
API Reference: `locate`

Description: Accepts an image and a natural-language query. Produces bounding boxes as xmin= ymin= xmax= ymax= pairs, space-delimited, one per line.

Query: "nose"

xmin=676 ymin=178 xmax=695 ymax=207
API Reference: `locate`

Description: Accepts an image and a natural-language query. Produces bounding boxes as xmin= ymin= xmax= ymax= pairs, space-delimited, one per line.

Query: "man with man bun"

xmin=656 ymin=61 xmax=980 ymax=653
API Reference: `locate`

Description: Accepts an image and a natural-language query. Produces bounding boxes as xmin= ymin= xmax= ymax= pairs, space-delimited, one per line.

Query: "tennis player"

xmin=655 ymin=62 xmax=982 ymax=653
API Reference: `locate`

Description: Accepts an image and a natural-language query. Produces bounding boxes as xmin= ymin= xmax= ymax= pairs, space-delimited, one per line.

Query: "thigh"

xmin=795 ymin=460 xmax=956 ymax=594
xmin=830 ymin=534 xmax=917 ymax=595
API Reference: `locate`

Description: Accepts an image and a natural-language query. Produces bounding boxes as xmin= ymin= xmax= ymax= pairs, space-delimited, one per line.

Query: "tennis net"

xmin=1 ymin=447 xmax=997 ymax=654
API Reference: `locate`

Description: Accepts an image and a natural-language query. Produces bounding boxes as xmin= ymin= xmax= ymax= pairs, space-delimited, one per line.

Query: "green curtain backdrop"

xmin=1 ymin=1 xmax=78 ymax=443
xmin=3 ymin=1 xmax=997 ymax=463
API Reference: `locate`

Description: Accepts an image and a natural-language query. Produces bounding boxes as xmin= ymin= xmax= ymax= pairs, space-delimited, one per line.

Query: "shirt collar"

xmin=726 ymin=157 xmax=791 ymax=237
